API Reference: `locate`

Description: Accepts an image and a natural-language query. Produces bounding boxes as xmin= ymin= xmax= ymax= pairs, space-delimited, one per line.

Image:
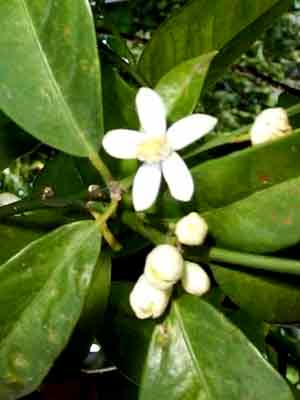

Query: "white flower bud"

xmin=182 ymin=261 xmax=211 ymax=296
xmin=129 ymin=275 xmax=172 ymax=319
xmin=175 ymin=212 xmax=208 ymax=246
xmin=0 ymin=192 xmax=20 ymax=206
xmin=250 ymin=108 xmax=292 ymax=145
xmin=144 ymin=244 xmax=184 ymax=290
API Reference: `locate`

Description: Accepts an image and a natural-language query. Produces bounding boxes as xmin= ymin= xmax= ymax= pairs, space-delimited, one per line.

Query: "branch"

xmin=232 ymin=64 xmax=300 ymax=98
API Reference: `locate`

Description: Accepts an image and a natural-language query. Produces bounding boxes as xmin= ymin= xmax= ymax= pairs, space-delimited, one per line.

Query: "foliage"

xmin=0 ymin=1 xmax=300 ymax=399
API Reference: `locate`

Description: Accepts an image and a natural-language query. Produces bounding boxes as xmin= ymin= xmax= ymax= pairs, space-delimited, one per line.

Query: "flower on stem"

xmin=129 ymin=274 xmax=172 ymax=319
xmin=102 ymin=88 xmax=217 ymax=211
xmin=181 ymin=261 xmax=211 ymax=296
xmin=175 ymin=212 xmax=208 ymax=246
xmin=144 ymin=244 xmax=184 ymax=290
xmin=250 ymin=108 xmax=292 ymax=145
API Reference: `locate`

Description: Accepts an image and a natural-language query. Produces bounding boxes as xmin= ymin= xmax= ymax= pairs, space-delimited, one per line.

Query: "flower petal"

xmin=167 ymin=114 xmax=217 ymax=150
xmin=133 ymin=163 xmax=162 ymax=211
xmin=136 ymin=88 xmax=167 ymax=135
xmin=162 ymin=152 xmax=194 ymax=201
xmin=102 ymin=129 xmax=143 ymax=159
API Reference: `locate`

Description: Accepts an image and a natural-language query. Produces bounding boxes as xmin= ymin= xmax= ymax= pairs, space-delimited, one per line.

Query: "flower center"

xmin=136 ymin=135 xmax=171 ymax=162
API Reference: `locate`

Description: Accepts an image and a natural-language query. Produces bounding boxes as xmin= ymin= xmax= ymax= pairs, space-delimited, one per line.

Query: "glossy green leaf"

xmin=192 ymin=132 xmax=300 ymax=213
xmin=211 ymin=264 xmax=300 ymax=323
xmin=105 ymin=284 xmax=292 ymax=400
xmin=157 ymin=132 xmax=300 ymax=219
xmin=203 ymin=175 xmax=300 ymax=253
xmin=155 ymin=53 xmax=216 ymax=122
xmin=138 ymin=0 xmax=292 ymax=87
xmin=0 ymin=221 xmax=101 ymax=399
xmin=0 ymin=0 xmax=102 ymax=157
xmin=0 ymin=112 xmax=37 ymax=172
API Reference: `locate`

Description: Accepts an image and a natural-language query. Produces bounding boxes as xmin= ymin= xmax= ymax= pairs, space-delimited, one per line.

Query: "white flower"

xmin=175 ymin=212 xmax=208 ymax=246
xmin=102 ymin=87 xmax=217 ymax=211
xmin=0 ymin=192 xmax=20 ymax=206
xmin=144 ymin=244 xmax=184 ymax=290
xmin=250 ymin=108 xmax=292 ymax=145
xmin=181 ymin=261 xmax=211 ymax=296
xmin=129 ymin=274 xmax=172 ymax=319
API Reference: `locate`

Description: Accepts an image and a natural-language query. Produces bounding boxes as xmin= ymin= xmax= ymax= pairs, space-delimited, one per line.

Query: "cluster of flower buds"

xmin=250 ymin=108 xmax=292 ymax=145
xmin=130 ymin=213 xmax=211 ymax=319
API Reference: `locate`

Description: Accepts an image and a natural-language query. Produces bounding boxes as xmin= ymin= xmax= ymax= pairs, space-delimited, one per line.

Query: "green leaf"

xmin=138 ymin=0 xmax=292 ymax=87
xmin=191 ymin=132 xmax=300 ymax=213
xmin=0 ymin=221 xmax=101 ymax=399
xmin=155 ymin=53 xmax=216 ymax=122
xmin=0 ymin=112 xmax=37 ymax=172
xmin=203 ymin=175 xmax=300 ymax=253
xmin=0 ymin=0 xmax=102 ymax=157
xmin=211 ymin=264 xmax=300 ymax=323
xmin=105 ymin=283 xmax=293 ymax=400
xmin=157 ymin=131 xmax=300 ymax=221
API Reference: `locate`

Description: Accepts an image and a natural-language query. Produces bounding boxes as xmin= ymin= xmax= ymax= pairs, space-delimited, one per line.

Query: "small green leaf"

xmin=212 ymin=264 xmax=300 ymax=323
xmin=155 ymin=53 xmax=216 ymax=122
xmin=0 ymin=0 xmax=102 ymax=157
xmin=105 ymin=283 xmax=293 ymax=400
xmin=0 ymin=221 xmax=101 ymax=399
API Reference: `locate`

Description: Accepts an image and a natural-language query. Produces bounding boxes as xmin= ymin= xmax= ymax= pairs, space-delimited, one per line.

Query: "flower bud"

xmin=0 ymin=192 xmax=20 ymax=206
xmin=144 ymin=244 xmax=184 ymax=290
xmin=129 ymin=275 xmax=172 ymax=319
xmin=250 ymin=108 xmax=292 ymax=145
xmin=175 ymin=212 xmax=208 ymax=246
xmin=182 ymin=261 xmax=211 ymax=296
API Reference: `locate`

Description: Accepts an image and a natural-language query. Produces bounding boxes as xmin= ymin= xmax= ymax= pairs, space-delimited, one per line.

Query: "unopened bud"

xmin=144 ymin=244 xmax=184 ymax=290
xmin=175 ymin=212 xmax=208 ymax=246
xmin=0 ymin=192 xmax=20 ymax=206
xmin=250 ymin=108 xmax=292 ymax=145
xmin=182 ymin=262 xmax=211 ymax=296
xmin=129 ymin=275 xmax=171 ymax=319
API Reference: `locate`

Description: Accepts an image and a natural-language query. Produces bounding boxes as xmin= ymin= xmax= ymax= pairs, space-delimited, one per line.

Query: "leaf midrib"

xmin=20 ymin=0 xmax=95 ymax=156
xmin=173 ymin=302 xmax=213 ymax=400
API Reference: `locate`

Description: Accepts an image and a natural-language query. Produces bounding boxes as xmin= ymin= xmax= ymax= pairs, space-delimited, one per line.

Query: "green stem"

xmin=88 ymin=151 xmax=113 ymax=186
xmin=209 ymin=247 xmax=300 ymax=276
xmin=121 ymin=211 xmax=175 ymax=245
xmin=99 ymin=42 xmax=150 ymax=87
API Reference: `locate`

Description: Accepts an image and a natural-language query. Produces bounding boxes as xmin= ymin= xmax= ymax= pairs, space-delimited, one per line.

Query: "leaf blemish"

xmin=157 ymin=323 xmax=170 ymax=347
xmin=283 ymin=216 xmax=292 ymax=225
xmin=13 ymin=353 xmax=29 ymax=370
xmin=258 ymin=175 xmax=270 ymax=184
